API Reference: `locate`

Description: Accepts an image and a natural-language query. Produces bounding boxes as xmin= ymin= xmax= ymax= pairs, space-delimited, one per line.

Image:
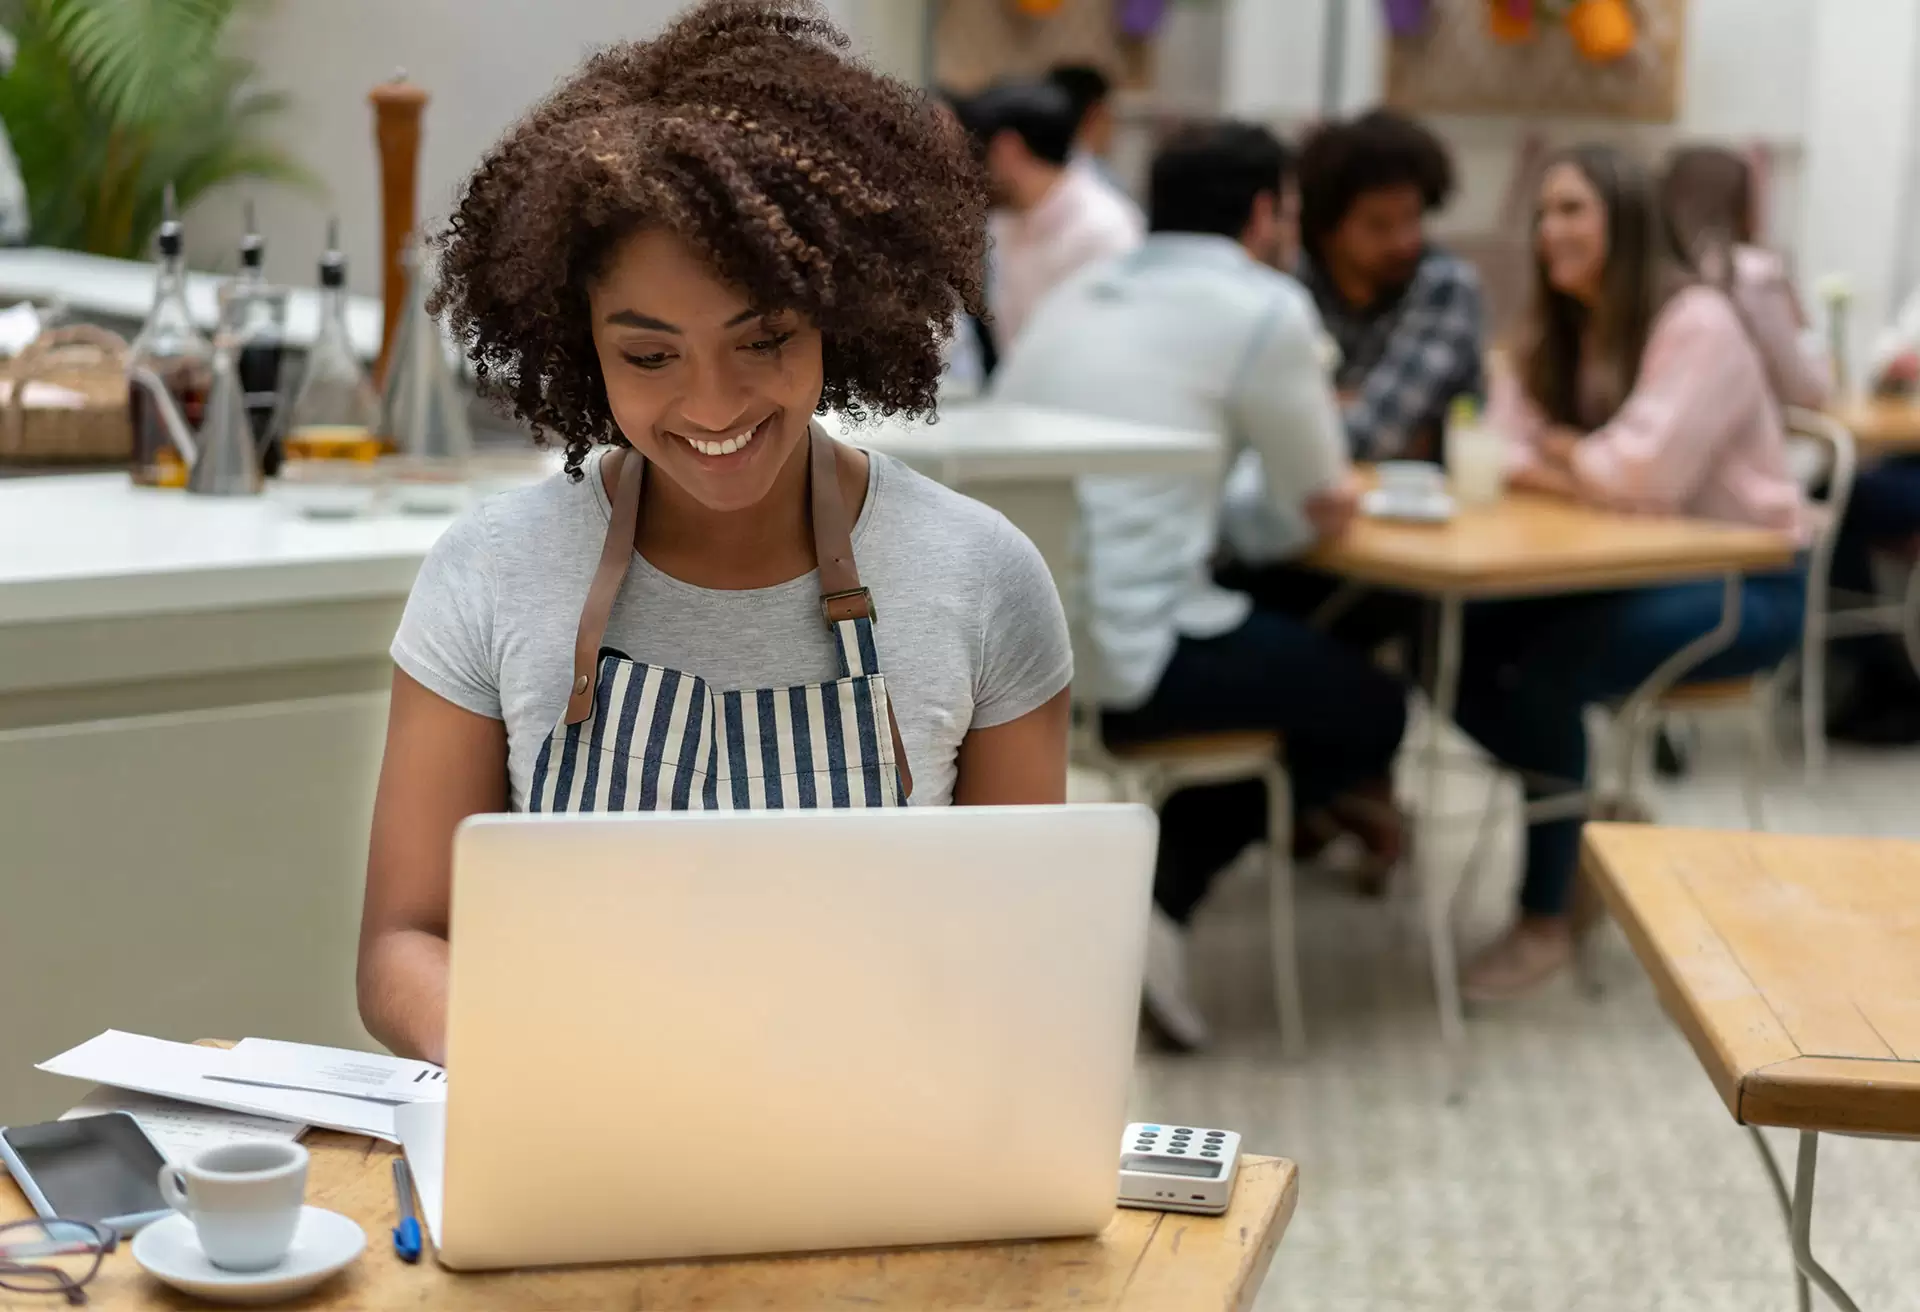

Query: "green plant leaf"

xmin=47 ymin=0 xmax=238 ymax=130
xmin=0 ymin=0 xmax=310 ymax=256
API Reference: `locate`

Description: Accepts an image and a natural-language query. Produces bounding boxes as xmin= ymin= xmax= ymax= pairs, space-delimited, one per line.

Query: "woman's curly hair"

xmin=431 ymin=0 xmax=989 ymax=476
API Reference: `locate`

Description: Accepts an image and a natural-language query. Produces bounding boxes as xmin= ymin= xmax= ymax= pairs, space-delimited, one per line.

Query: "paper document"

xmin=213 ymin=1038 xmax=446 ymax=1105
xmin=59 ymin=1088 xmax=305 ymax=1163
xmin=36 ymin=1032 xmax=399 ymax=1142
xmin=393 ymin=1101 xmax=446 ymax=1248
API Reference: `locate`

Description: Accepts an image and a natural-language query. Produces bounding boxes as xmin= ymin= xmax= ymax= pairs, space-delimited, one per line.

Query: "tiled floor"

xmin=1106 ymin=720 xmax=1920 ymax=1310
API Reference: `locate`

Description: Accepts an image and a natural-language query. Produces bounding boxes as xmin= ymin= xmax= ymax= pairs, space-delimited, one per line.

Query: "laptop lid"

xmin=436 ymin=804 xmax=1155 ymax=1270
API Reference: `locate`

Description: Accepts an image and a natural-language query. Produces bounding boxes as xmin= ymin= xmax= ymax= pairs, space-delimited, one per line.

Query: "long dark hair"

xmin=1660 ymin=144 xmax=1753 ymax=295
xmin=1661 ymin=145 xmax=1754 ymax=251
xmin=1518 ymin=143 xmax=1690 ymax=427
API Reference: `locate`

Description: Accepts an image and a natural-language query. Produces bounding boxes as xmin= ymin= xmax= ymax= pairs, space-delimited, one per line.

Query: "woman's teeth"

xmin=681 ymin=418 xmax=765 ymax=457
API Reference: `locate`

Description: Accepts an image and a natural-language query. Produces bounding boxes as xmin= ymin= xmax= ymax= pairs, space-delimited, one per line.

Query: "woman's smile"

xmin=671 ymin=413 xmax=774 ymax=461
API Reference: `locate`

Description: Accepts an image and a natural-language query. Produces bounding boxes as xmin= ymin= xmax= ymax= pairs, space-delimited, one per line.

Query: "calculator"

xmin=1116 ymin=1123 xmax=1240 ymax=1216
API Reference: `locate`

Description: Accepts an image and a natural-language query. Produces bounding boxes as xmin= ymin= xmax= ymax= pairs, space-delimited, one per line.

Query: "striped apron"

xmin=527 ymin=425 xmax=913 ymax=812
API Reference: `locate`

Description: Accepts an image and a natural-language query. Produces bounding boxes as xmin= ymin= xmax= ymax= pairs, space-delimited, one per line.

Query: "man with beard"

xmin=1297 ymin=110 xmax=1484 ymax=460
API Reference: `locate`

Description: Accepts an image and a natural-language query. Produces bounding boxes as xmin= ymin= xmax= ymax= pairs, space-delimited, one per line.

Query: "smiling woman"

xmin=356 ymin=0 xmax=1072 ymax=1064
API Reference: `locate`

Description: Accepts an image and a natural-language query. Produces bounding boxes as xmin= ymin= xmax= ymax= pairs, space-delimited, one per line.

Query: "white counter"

xmin=0 ymin=404 xmax=1218 ymax=1119
xmin=0 ymin=475 xmax=452 ymax=625
xmin=844 ymin=404 xmax=1222 ymax=482
xmin=0 ymin=404 xmax=1220 ymax=626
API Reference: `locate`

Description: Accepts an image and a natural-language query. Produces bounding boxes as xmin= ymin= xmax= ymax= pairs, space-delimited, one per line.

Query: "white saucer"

xmin=1362 ymin=486 xmax=1456 ymax=524
xmin=132 ymin=1207 xmax=365 ymax=1305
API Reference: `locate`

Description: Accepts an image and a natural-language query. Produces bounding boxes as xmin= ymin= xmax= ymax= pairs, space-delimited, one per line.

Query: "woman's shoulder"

xmin=470 ymin=454 xmax=606 ymax=546
xmin=1655 ymin=283 xmax=1752 ymax=344
xmin=858 ymin=450 xmax=1055 ymax=595
xmin=1732 ymin=243 xmax=1789 ymax=287
xmin=861 ymin=449 xmax=1023 ymax=550
xmin=411 ymin=455 xmax=606 ymax=605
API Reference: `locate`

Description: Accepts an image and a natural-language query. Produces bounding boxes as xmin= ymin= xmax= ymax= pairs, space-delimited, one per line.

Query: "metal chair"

xmin=1615 ymin=407 xmax=1855 ymax=817
xmin=1072 ymin=716 xmax=1304 ymax=1059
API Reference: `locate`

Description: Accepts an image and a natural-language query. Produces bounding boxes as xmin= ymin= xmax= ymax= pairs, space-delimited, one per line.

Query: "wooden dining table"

xmin=1832 ymin=396 xmax=1920 ymax=458
xmin=1582 ymin=823 xmax=1920 ymax=1312
xmin=0 ymin=1120 xmax=1299 ymax=1311
xmin=1303 ymin=483 xmax=1798 ymax=1056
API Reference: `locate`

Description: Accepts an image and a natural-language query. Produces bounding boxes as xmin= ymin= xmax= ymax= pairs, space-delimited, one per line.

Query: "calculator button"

xmin=1142 ymin=1125 xmax=1160 ymax=1133
xmin=1201 ymin=1151 xmax=1219 ymax=1158
xmin=1206 ymin=1130 xmax=1224 ymax=1138
xmin=1168 ymin=1148 xmax=1186 ymax=1155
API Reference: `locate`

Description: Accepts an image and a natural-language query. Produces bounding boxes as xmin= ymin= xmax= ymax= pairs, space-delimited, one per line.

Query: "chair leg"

xmin=1263 ymin=761 xmax=1305 ymax=1061
xmin=1800 ymin=622 xmax=1828 ymax=782
xmin=1742 ymin=698 xmax=1772 ymax=831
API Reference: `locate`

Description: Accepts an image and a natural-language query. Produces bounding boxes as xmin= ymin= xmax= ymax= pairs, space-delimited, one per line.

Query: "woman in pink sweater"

xmin=1461 ymin=144 xmax=1809 ymax=1001
xmin=1660 ymin=145 xmax=1830 ymax=413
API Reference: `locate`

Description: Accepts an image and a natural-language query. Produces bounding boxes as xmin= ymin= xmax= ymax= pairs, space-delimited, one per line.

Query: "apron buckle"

xmin=820 ymin=587 xmax=875 ymax=625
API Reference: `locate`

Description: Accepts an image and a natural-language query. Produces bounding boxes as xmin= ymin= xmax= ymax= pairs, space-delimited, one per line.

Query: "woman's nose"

xmin=674 ymin=358 xmax=752 ymax=434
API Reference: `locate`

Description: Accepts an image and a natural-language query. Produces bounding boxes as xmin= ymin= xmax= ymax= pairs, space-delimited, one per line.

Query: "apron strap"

xmin=810 ymin=421 xmax=871 ymax=625
xmin=564 ymin=446 xmax=647 ymax=726
xmin=560 ymin=425 xmax=911 ymax=799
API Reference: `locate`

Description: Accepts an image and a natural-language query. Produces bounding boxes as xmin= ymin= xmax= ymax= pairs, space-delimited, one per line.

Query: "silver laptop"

xmin=396 ymin=804 xmax=1156 ymax=1271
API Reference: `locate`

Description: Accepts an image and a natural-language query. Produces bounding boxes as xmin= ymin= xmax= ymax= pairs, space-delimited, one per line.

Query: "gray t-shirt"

xmin=391 ymin=447 xmax=1072 ymax=809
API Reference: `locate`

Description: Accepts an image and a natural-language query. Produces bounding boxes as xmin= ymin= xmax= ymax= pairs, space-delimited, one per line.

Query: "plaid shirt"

xmin=1301 ymin=247 xmax=1486 ymax=460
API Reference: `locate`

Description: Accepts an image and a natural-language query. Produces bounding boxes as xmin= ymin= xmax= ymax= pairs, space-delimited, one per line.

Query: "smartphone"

xmin=0 ymin=1113 xmax=171 ymax=1231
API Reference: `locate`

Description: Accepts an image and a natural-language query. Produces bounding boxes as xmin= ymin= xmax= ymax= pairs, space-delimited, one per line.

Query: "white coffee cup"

xmin=158 ymin=1141 xmax=309 ymax=1272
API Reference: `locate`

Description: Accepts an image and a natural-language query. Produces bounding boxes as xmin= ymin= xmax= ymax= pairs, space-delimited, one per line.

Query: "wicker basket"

xmin=0 ymin=324 xmax=135 ymax=464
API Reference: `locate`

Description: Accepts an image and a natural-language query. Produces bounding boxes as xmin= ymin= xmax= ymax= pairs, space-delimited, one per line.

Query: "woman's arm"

xmin=1568 ymin=288 xmax=1757 ymax=514
xmin=954 ymin=512 xmax=1073 ymax=805
xmin=1487 ymin=355 xmax=1551 ymax=477
xmin=952 ymin=688 xmax=1070 ymax=805
xmin=357 ymin=669 xmax=509 ymax=1064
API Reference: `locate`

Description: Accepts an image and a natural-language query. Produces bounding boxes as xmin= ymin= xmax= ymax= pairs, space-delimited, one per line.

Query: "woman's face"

xmin=1536 ymin=162 xmax=1609 ymax=304
xmin=588 ymin=228 xmax=824 ymax=513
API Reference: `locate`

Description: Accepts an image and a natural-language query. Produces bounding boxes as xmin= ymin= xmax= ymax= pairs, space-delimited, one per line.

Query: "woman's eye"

xmin=744 ymin=331 xmax=794 ymax=355
xmin=622 ymin=351 xmax=673 ymax=371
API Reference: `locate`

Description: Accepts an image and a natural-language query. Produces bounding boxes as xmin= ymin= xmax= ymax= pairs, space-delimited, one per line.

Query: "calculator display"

xmin=1122 ymin=1153 xmax=1222 ymax=1179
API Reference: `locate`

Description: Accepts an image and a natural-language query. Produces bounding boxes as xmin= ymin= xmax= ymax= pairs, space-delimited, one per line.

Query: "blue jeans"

xmin=1103 ymin=608 xmax=1410 ymax=923
xmin=1831 ymin=456 xmax=1920 ymax=697
xmin=1455 ymin=569 xmax=1806 ymax=917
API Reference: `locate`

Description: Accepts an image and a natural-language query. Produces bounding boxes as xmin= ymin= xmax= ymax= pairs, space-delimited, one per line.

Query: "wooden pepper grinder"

xmin=369 ymin=71 xmax=428 ymax=390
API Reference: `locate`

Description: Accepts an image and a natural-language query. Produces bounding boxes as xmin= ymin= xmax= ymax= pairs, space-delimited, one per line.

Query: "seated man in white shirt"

xmin=957 ymin=80 xmax=1144 ymax=353
xmin=991 ymin=123 xmax=1408 ymax=1050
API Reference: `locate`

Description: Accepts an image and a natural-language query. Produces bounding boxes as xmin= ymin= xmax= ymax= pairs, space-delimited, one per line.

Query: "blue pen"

xmin=391 ymin=1158 xmax=423 ymax=1263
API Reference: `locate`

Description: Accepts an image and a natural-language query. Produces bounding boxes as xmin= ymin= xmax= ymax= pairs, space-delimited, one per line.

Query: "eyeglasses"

xmin=0 ymin=1219 xmax=118 ymax=1305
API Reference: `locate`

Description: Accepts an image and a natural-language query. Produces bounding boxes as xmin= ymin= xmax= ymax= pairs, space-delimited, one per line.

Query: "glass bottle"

xmin=222 ymin=200 xmax=290 ymax=476
xmin=284 ymin=218 xmax=381 ymax=462
xmin=127 ymin=186 xmax=213 ymax=488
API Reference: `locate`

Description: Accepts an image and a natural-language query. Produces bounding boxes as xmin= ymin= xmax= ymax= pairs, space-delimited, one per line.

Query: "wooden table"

xmin=1582 ymin=824 xmax=1920 ymax=1312
xmin=0 ymin=1128 xmax=1298 ymax=1311
xmin=1304 ymin=487 xmax=1797 ymax=1056
xmin=1833 ymin=397 xmax=1920 ymax=457
xmin=1308 ymin=486 xmax=1795 ymax=599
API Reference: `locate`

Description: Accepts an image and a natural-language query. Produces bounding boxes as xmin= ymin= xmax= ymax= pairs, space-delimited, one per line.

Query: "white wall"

xmin=194 ymin=0 xmax=1920 ymax=377
xmin=186 ymin=0 xmax=928 ymax=295
xmin=1798 ymin=1 xmax=1920 ymax=379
